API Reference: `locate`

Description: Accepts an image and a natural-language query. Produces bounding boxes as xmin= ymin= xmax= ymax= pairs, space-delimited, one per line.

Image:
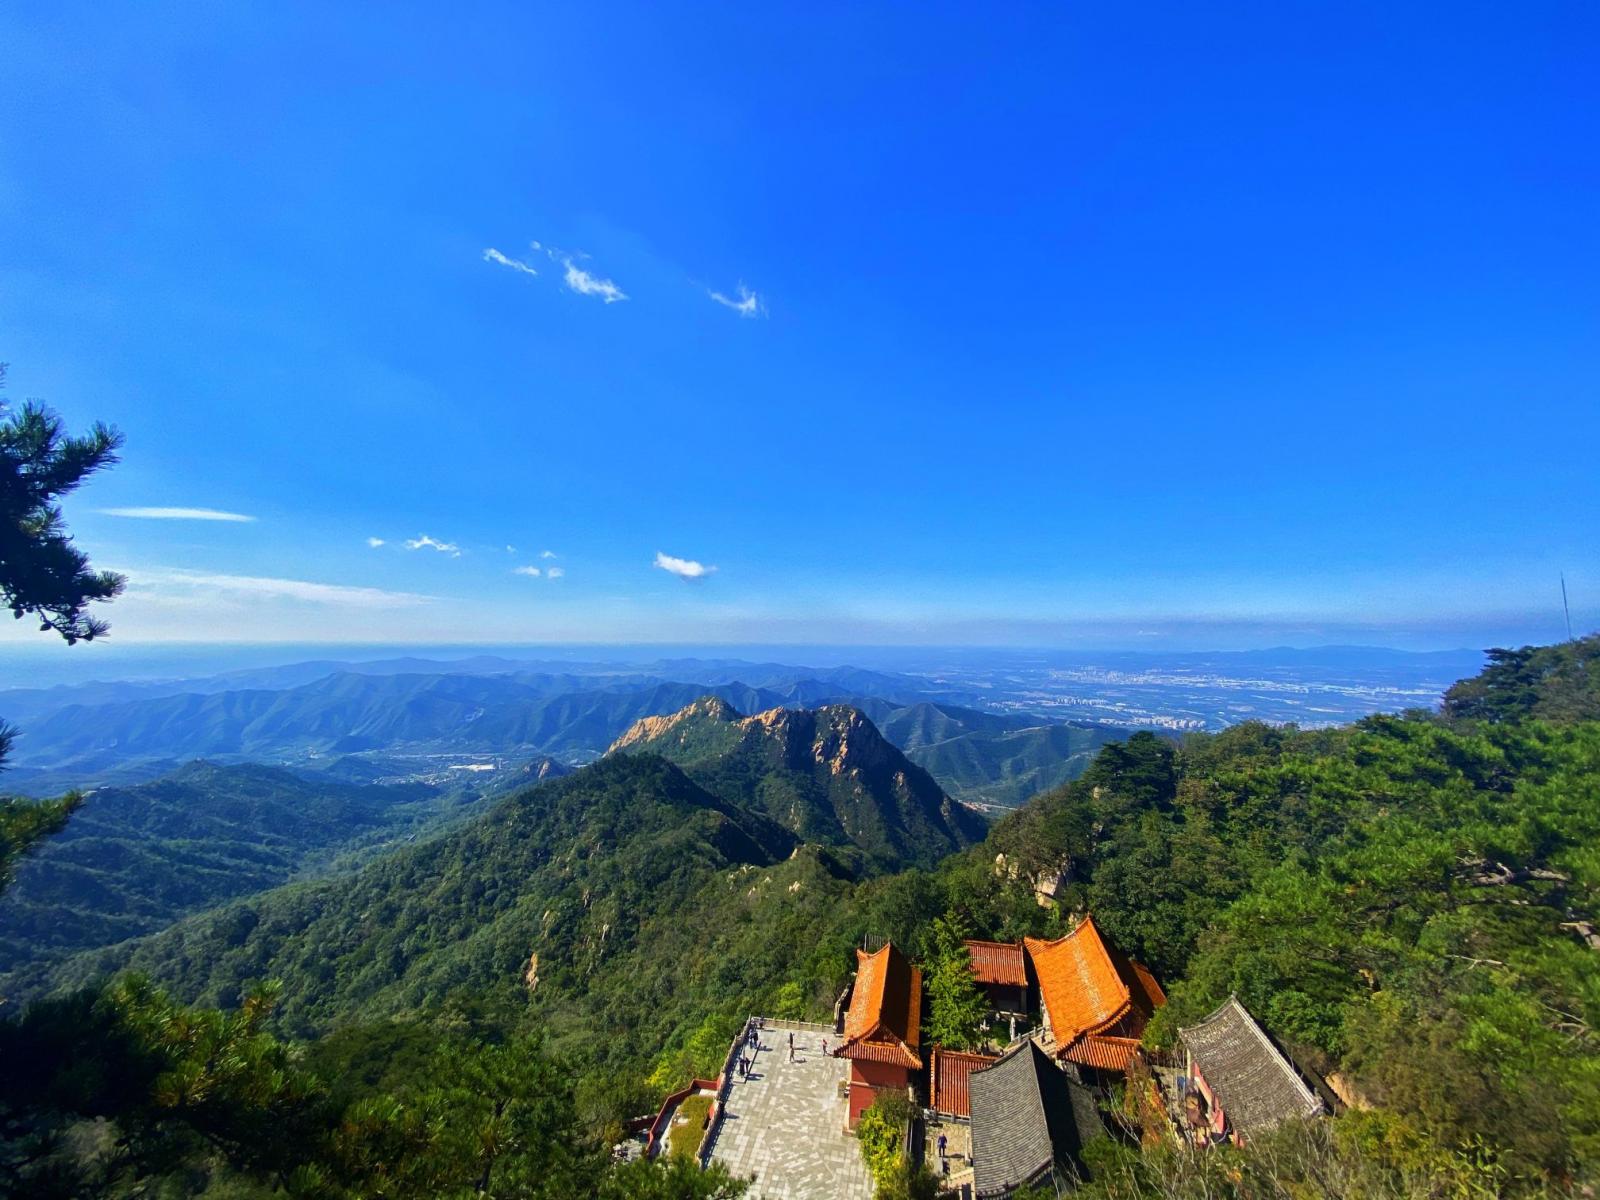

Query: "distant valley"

xmin=0 ymin=657 xmax=1129 ymax=814
xmin=0 ymin=645 xmax=1476 ymax=801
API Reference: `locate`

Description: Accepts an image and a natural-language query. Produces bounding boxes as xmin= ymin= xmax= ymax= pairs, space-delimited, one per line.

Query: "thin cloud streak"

xmin=482 ymin=247 xmax=538 ymax=276
xmin=559 ymin=257 xmax=627 ymax=303
xmin=100 ymin=507 xmax=255 ymax=522
xmin=512 ymin=565 xmax=542 ymax=578
xmin=403 ymin=534 xmax=460 ymax=557
xmin=366 ymin=537 xmax=386 ymax=548
xmin=709 ymin=284 xmax=763 ymax=317
xmin=654 ymin=551 xmax=716 ymax=580
xmin=129 ymin=568 xmax=433 ymax=609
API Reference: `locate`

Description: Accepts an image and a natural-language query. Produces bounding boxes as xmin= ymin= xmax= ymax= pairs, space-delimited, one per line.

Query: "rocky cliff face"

xmin=610 ymin=697 xmax=987 ymax=870
xmin=606 ymin=695 xmax=740 ymax=754
xmin=517 ymin=757 xmax=573 ymax=784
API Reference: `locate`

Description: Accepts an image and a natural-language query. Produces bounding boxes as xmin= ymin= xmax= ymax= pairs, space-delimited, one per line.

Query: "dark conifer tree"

xmin=0 ymin=362 xmax=124 ymax=891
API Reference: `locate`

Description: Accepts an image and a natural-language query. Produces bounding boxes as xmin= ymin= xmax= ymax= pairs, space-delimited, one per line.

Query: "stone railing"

xmin=646 ymin=1078 xmax=719 ymax=1159
xmin=698 ymin=1016 xmax=760 ymax=1166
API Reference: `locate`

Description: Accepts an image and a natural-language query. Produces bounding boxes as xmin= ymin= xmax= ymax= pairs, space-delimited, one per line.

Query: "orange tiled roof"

xmin=1065 ymin=1034 xmax=1145 ymax=1073
xmin=1024 ymin=916 xmax=1164 ymax=1054
xmin=839 ymin=1038 xmax=923 ymax=1069
xmin=837 ymin=943 xmax=923 ymax=1069
xmin=1130 ymin=958 xmax=1167 ymax=1013
xmin=932 ymin=1047 xmax=997 ymax=1118
xmin=965 ymin=939 xmax=1027 ymax=987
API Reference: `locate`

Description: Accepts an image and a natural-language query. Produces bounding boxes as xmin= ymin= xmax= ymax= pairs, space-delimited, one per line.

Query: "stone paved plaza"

xmin=705 ymin=1020 xmax=874 ymax=1200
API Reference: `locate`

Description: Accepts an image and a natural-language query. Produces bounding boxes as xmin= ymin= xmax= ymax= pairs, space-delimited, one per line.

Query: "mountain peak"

xmin=741 ymin=703 xmax=897 ymax=778
xmin=608 ymin=697 xmax=986 ymax=869
xmin=607 ymin=694 xmax=743 ymax=755
xmin=516 ymin=756 xmax=573 ymax=783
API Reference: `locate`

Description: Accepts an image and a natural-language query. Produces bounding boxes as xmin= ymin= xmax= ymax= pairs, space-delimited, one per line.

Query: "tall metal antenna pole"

xmin=1561 ymin=573 xmax=1574 ymax=642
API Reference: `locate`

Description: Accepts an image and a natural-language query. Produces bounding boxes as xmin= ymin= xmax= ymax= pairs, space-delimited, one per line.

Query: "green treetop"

xmin=923 ymin=914 xmax=989 ymax=1051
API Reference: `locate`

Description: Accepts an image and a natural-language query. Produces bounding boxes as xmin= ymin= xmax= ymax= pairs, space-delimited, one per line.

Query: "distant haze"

xmin=0 ymin=639 xmax=1495 ymax=692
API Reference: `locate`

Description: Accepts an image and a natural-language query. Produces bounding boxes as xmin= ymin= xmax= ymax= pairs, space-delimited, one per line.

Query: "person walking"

xmin=937 ymin=1132 xmax=948 ymax=1160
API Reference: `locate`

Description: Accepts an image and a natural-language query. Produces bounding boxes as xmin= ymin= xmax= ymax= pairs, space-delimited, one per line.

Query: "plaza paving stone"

xmin=705 ymin=1020 xmax=874 ymax=1200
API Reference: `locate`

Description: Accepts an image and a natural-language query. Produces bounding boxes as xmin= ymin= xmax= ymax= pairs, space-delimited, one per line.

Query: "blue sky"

xmin=1 ymin=2 xmax=1595 ymax=651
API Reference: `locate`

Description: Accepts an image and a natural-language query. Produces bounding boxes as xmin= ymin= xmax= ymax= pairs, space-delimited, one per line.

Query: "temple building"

xmin=1023 ymin=915 xmax=1165 ymax=1073
xmin=1178 ymin=996 xmax=1325 ymax=1145
xmin=968 ymin=1041 xmax=1104 ymax=1197
xmin=834 ymin=941 xmax=923 ymax=1128
xmin=964 ymin=938 xmax=1029 ymax=1020
xmin=930 ymin=1047 xmax=998 ymax=1121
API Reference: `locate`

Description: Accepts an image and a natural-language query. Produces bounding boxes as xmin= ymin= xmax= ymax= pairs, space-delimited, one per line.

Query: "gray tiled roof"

xmin=969 ymin=1041 xmax=1104 ymax=1197
xmin=1180 ymin=997 xmax=1324 ymax=1137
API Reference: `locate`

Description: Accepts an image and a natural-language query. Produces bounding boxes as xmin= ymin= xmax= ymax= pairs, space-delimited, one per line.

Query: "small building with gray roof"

xmin=1178 ymin=996 xmax=1325 ymax=1145
xmin=968 ymin=1040 xmax=1104 ymax=1197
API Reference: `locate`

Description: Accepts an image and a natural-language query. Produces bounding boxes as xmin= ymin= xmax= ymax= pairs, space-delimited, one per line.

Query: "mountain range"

xmin=8 ymin=639 xmax=1599 ymax=1194
xmin=6 ymin=673 xmax=855 ymax=775
xmin=2 ymin=665 xmax=1125 ymax=812
xmin=31 ymin=700 xmax=982 ymax=1037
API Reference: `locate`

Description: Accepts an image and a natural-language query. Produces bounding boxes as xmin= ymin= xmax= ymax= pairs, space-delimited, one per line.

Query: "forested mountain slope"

xmin=37 ymin=701 xmax=981 ymax=1022
xmin=0 ymin=762 xmax=504 ymax=997
xmin=869 ymin=700 xmax=1035 ymax=747
xmin=900 ymin=718 xmax=1127 ymax=810
xmin=47 ymin=754 xmax=807 ymax=1038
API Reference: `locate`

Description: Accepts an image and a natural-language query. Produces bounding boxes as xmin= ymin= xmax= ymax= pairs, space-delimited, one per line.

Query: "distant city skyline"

xmin=2 ymin=4 xmax=1595 ymax=653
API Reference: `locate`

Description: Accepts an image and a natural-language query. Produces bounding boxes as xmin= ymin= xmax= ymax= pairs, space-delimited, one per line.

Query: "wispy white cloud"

xmin=403 ymin=534 xmax=460 ymax=557
xmin=366 ymin=536 xmax=386 ymax=548
xmin=129 ymin=568 xmax=432 ymax=609
xmin=512 ymin=565 xmax=542 ymax=578
xmin=505 ymin=544 xmax=517 ymax=554
xmin=546 ymin=566 xmax=565 ymax=579
xmin=654 ymin=551 xmax=716 ymax=580
xmin=482 ymin=247 xmax=538 ymax=277
xmin=559 ymin=256 xmax=627 ymax=303
xmin=100 ymin=507 xmax=255 ymax=522
xmin=709 ymin=284 xmax=764 ymax=318
xmin=540 ymin=549 xmax=558 ymax=559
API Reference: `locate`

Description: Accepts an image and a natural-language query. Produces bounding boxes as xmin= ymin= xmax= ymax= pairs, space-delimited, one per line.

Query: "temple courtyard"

xmin=703 ymin=1019 xmax=874 ymax=1200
